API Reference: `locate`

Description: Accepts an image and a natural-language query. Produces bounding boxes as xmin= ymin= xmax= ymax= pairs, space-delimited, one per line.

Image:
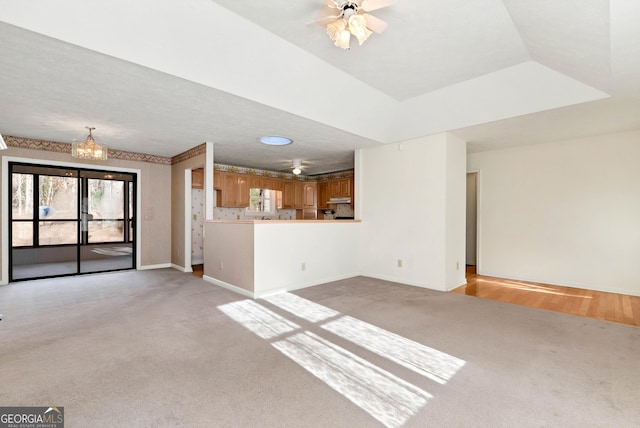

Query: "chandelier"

xmin=72 ymin=126 xmax=108 ymax=160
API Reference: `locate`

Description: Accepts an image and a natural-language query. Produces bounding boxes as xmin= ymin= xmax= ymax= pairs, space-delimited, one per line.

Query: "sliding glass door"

xmin=9 ymin=163 xmax=136 ymax=281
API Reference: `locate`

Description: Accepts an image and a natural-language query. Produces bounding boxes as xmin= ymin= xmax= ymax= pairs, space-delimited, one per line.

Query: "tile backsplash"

xmin=321 ymin=204 xmax=354 ymax=219
xmin=213 ymin=207 xmax=297 ymax=220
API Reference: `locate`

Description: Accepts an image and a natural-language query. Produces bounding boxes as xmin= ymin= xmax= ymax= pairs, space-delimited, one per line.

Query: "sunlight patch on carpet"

xmin=322 ymin=315 xmax=465 ymax=384
xmin=218 ymin=299 xmax=300 ymax=339
xmin=273 ymin=331 xmax=431 ymax=428
xmin=263 ymin=292 xmax=339 ymax=323
xmin=219 ymin=294 xmax=467 ymax=427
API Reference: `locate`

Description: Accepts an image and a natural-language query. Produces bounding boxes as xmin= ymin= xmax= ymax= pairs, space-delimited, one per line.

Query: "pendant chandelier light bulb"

xmin=71 ymin=126 xmax=108 ymax=160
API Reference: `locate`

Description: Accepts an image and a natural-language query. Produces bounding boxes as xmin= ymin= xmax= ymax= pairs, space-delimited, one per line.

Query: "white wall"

xmin=253 ymin=222 xmax=361 ymax=297
xmin=356 ymin=133 xmax=467 ymax=291
xmin=445 ymin=134 xmax=468 ymax=288
xmin=468 ymin=130 xmax=640 ymax=296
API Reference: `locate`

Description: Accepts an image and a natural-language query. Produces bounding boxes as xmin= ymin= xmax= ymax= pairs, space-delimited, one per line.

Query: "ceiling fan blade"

xmin=323 ymin=0 xmax=340 ymax=9
xmin=306 ymin=14 xmax=341 ymax=28
xmin=363 ymin=13 xmax=388 ymax=33
xmin=361 ymin=0 xmax=396 ymax=12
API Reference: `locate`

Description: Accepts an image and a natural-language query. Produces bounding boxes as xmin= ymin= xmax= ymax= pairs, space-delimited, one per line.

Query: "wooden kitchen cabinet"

xmin=327 ymin=178 xmax=351 ymax=199
xmin=317 ymin=182 xmax=329 ymax=209
xmin=248 ymin=176 xmax=284 ymax=192
xmin=303 ymin=183 xmax=316 ymax=208
xmin=237 ymin=176 xmax=249 ymax=207
xmin=337 ymin=179 xmax=351 ymax=197
xmin=249 ymin=176 xmax=271 ymax=189
xmin=283 ymin=181 xmax=304 ymax=209
xmin=214 ymin=168 xmax=351 ymax=210
xmin=328 ymin=180 xmax=340 ymax=199
xmin=213 ymin=171 xmax=223 ymax=190
xmin=192 ymin=168 xmax=204 ymax=189
xmin=270 ymin=179 xmax=284 ymax=191
xmin=220 ymin=172 xmax=249 ymax=207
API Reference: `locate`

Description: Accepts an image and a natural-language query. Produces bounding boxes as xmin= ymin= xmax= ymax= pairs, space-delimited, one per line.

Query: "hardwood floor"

xmin=452 ymin=266 xmax=640 ymax=327
xmin=192 ymin=264 xmax=203 ymax=278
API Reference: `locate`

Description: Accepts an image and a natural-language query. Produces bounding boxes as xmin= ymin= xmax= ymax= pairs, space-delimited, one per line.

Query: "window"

xmin=247 ymin=188 xmax=277 ymax=215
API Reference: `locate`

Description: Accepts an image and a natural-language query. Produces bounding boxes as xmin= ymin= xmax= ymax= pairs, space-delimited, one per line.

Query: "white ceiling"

xmin=0 ymin=0 xmax=639 ymax=175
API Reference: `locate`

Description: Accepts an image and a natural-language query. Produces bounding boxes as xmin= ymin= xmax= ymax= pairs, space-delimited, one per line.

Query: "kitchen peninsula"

xmin=203 ymin=219 xmax=360 ymax=298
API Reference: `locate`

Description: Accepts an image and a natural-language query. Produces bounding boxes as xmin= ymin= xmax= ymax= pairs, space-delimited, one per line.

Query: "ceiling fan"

xmin=291 ymin=159 xmax=304 ymax=175
xmin=309 ymin=0 xmax=396 ymax=49
xmin=278 ymin=159 xmax=311 ymax=176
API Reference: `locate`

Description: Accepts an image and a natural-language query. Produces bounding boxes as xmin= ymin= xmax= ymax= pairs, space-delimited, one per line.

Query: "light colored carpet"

xmin=0 ymin=270 xmax=638 ymax=427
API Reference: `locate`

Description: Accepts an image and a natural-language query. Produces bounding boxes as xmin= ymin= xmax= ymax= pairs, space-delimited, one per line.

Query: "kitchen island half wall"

xmin=203 ymin=220 xmax=361 ymax=298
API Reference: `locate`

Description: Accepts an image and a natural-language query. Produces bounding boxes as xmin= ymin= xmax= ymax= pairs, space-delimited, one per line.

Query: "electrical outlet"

xmin=456 ymin=261 xmax=460 ymax=270
xmin=301 ymin=262 xmax=306 ymax=271
xmin=219 ymin=261 xmax=223 ymax=270
xmin=397 ymin=259 xmax=403 ymax=268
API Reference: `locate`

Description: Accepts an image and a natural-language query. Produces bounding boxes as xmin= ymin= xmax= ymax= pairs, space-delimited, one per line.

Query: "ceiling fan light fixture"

xmin=71 ymin=126 xmax=108 ymax=160
xmin=315 ymin=0 xmax=393 ymax=49
xmin=348 ymin=15 xmax=371 ymax=45
xmin=348 ymin=14 xmax=366 ymax=33
xmin=260 ymin=136 xmax=293 ymax=146
xmin=335 ymin=27 xmax=351 ymax=49
xmin=326 ymin=19 xmax=345 ymax=41
xmin=292 ymin=159 xmax=303 ymax=175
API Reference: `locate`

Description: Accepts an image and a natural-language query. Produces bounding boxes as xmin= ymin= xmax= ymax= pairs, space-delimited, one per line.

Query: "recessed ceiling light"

xmin=260 ymin=136 xmax=293 ymax=146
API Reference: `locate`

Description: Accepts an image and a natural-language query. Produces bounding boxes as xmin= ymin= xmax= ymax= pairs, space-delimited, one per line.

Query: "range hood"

xmin=327 ymin=197 xmax=351 ymax=204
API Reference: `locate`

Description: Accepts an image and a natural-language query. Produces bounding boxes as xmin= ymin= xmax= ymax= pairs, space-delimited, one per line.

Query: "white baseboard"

xmin=191 ymin=257 xmax=204 ymax=265
xmin=202 ymin=275 xmax=254 ymax=299
xmin=253 ymin=272 xmax=360 ymax=299
xmin=358 ymin=272 xmax=446 ymax=292
xmin=171 ymin=263 xmax=193 ymax=273
xmin=201 ymin=273 xmax=362 ymax=299
xmin=137 ymin=263 xmax=172 ymax=271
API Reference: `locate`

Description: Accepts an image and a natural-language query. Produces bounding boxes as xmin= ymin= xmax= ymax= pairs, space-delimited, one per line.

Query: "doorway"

xmin=466 ymin=172 xmax=478 ymax=275
xmin=9 ymin=162 xmax=136 ymax=281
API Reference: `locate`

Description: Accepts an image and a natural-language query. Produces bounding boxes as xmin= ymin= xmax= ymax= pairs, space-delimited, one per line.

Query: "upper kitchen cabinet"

xmin=213 ymin=171 xmax=223 ymax=190
xmin=283 ymin=181 xmax=304 ymax=209
xmin=317 ymin=182 xmax=329 ymax=209
xmin=303 ymin=182 xmax=316 ymax=208
xmin=192 ymin=168 xmax=204 ymax=189
xmin=338 ymin=179 xmax=351 ymax=197
xmin=220 ymin=173 xmax=249 ymax=208
xmin=328 ymin=178 xmax=352 ymax=198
